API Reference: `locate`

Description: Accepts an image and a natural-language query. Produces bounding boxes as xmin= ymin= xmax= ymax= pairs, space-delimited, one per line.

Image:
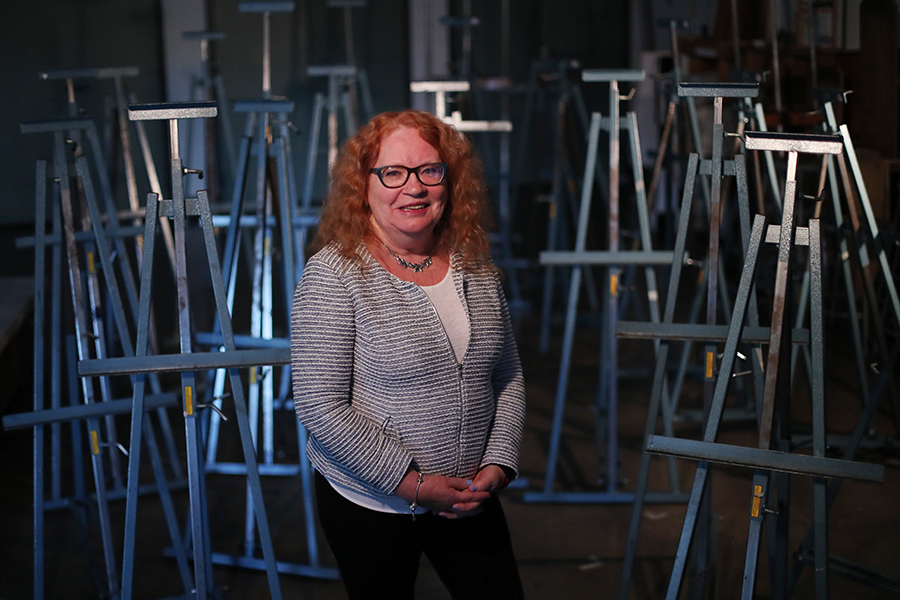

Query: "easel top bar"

xmin=40 ymin=66 xmax=140 ymax=80
xmin=182 ymin=30 xmax=226 ymax=41
xmin=446 ymin=115 xmax=513 ymax=132
xmin=729 ymin=69 xmax=768 ymax=84
xmin=813 ymin=87 xmax=852 ymax=105
xmin=744 ymin=131 xmax=843 ymax=154
xmin=582 ymin=69 xmax=645 ymax=82
xmin=233 ymin=99 xmax=294 ymax=113
xmin=307 ymin=64 xmax=358 ymax=77
xmin=677 ymin=81 xmax=759 ymax=98
xmin=410 ymin=80 xmax=471 ymax=93
xmin=128 ymin=101 xmax=217 ymax=121
xmin=20 ymin=117 xmax=93 ymax=133
xmin=239 ymin=1 xmax=295 ymax=13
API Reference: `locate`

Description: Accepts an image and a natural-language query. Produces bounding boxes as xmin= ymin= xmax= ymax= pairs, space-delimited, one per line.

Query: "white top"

xmin=329 ymin=266 xmax=471 ymax=513
xmin=420 ymin=267 xmax=470 ymax=364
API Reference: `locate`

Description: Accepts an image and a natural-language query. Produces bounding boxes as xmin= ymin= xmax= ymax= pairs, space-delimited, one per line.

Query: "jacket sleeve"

xmin=291 ymin=258 xmax=412 ymax=495
xmin=480 ymin=275 xmax=526 ymax=478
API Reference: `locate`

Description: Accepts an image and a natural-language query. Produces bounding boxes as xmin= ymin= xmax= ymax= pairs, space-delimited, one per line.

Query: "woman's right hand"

xmin=395 ymin=468 xmax=489 ymax=516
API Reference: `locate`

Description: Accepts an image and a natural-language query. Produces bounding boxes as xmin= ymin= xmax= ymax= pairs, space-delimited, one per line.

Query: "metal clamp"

xmin=101 ymin=441 xmax=130 ymax=456
xmin=196 ymin=402 xmax=228 ymax=421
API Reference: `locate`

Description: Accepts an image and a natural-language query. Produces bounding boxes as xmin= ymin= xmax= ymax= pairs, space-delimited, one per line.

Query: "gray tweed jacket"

xmin=291 ymin=244 xmax=525 ymax=499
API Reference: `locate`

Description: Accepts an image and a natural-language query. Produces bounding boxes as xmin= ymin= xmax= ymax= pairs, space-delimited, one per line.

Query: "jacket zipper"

xmin=453 ymin=362 xmax=463 ymax=474
xmin=417 ymin=283 xmax=465 ymax=475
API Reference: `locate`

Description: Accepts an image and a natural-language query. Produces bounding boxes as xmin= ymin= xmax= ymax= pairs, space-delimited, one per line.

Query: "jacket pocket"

xmin=381 ymin=416 xmax=400 ymax=443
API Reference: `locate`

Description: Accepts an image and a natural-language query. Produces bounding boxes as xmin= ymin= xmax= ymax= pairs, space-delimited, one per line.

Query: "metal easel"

xmin=12 ymin=116 xmax=192 ymax=599
xmin=522 ymin=69 xmax=679 ymax=504
xmin=652 ymin=19 xmax=714 ymax=211
xmin=302 ymin=63 xmax=364 ymax=202
xmin=519 ymin=60 xmax=603 ymax=354
xmin=196 ymin=1 xmax=330 ymax=579
xmin=78 ymin=100 xmax=288 ymax=599
xmin=35 ymin=68 xmax=183 ymax=477
xmin=616 ymin=81 xmax=765 ymax=600
xmin=409 ymin=80 xmax=524 ymax=308
xmin=302 ymin=0 xmax=374 ymax=206
xmin=622 ymin=82 xmax=763 ymax=424
xmin=326 ymin=0 xmax=375 ymax=123
xmin=514 ymin=59 xmax=590 ymax=193
xmin=784 ymin=89 xmax=900 ymax=596
xmin=644 ymin=130 xmax=885 ymax=600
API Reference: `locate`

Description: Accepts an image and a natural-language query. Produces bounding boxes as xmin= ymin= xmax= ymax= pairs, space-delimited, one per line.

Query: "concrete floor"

xmin=1 ymin=305 xmax=899 ymax=599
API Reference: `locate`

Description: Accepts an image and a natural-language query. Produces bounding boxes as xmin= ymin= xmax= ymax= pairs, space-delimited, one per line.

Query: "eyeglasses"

xmin=369 ymin=162 xmax=448 ymax=188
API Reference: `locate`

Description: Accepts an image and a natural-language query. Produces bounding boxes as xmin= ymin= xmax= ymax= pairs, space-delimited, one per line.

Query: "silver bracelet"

xmin=408 ymin=471 xmax=424 ymax=521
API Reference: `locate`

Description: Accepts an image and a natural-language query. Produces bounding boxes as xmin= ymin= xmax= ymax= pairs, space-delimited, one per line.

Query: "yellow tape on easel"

xmin=90 ymin=430 xmax=100 ymax=455
xmin=751 ymin=484 xmax=763 ymax=518
xmin=184 ymin=386 xmax=193 ymax=416
xmin=706 ymin=351 xmax=714 ymax=379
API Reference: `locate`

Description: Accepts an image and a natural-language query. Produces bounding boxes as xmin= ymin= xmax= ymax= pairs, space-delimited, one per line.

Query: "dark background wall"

xmin=1 ymin=1 xmax=165 ymax=226
xmin=0 ymin=0 xmax=630 ymax=226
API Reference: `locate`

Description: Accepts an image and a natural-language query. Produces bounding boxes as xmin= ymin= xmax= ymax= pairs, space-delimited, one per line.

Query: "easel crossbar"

xmin=539 ymin=250 xmax=674 ymax=265
xmin=646 ymin=435 xmax=885 ymax=482
xmin=78 ymin=347 xmax=289 ymax=377
xmin=3 ymin=393 xmax=179 ymax=430
xmin=617 ymin=321 xmax=810 ymax=344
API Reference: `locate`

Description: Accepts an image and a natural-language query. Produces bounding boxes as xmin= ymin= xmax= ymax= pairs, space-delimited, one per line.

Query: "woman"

xmin=291 ymin=109 xmax=526 ymax=599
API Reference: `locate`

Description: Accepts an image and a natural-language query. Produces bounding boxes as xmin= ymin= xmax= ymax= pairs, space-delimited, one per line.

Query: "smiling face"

xmin=367 ymin=127 xmax=447 ymax=251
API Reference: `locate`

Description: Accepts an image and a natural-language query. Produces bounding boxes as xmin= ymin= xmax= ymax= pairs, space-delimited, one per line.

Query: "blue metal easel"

xmin=646 ymin=131 xmax=885 ymax=600
xmin=109 ymin=100 xmax=286 ymax=599
xmin=523 ymin=70 xmax=682 ymax=504
xmin=196 ymin=1 xmax=331 ymax=580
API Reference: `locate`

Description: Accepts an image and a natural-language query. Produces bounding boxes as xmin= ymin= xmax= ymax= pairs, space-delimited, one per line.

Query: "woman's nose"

xmin=403 ymin=173 xmax=426 ymax=194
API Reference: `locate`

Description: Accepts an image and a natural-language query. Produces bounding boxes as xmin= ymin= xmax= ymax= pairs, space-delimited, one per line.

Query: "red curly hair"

xmin=312 ymin=110 xmax=495 ymax=271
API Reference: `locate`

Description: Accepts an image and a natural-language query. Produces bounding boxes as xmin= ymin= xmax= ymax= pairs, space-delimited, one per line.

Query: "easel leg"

xmin=618 ymin=154 xmax=699 ymax=600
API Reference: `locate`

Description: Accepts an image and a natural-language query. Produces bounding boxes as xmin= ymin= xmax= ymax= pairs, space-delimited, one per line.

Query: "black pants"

xmin=315 ymin=471 xmax=525 ymax=600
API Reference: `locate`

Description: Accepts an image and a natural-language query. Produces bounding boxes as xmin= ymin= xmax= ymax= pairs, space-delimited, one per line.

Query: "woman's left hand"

xmin=437 ymin=464 xmax=507 ymax=519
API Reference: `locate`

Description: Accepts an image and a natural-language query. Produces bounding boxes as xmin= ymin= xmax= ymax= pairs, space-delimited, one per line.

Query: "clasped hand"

xmin=396 ymin=464 xmax=508 ymax=519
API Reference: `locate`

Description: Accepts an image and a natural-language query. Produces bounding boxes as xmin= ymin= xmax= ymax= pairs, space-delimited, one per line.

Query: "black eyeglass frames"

xmin=368 ymin=162 xmax=448 ymax=188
